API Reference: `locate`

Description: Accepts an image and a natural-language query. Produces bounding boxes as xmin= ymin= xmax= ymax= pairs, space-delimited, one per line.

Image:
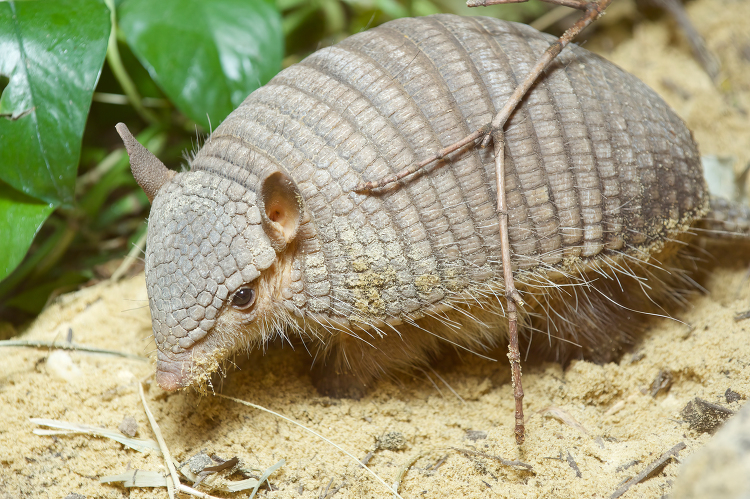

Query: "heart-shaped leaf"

xmin=119 ymin=0 xmax=283 ymax=130
xmin=0 ymin=0 xmax=110 ymax=282
xmin=0 ymin=181 xmax=54 ymax=281
xmin=0 ymin=0 xmax=111 ymax=207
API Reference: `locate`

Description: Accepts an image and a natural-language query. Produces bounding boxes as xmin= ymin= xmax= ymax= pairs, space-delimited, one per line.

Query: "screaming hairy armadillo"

xmin=116 ymin=14 xmax=746 ymax=396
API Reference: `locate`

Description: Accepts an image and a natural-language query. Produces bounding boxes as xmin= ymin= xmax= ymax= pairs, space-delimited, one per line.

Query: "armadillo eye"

xmin=231 ymin=287 xmax=256 ymax=309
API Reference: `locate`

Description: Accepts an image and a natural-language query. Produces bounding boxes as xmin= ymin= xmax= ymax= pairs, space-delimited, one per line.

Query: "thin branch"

xmin=0 ymin=339 xmax=148 ymax=361
xmin=352 ymin=0 xmax=613 ymax=446
xmin=609 ymin=442 xmax=686 ymax=499
xmin=493 ymin=131 xmax=526 ymax=445
xmin=138 ymin=382 xmax=182 ymax=499
xmin=355 ymin=0 xmax=612 ymax=189
xmin=451 ymin=447 xmax=534 ymax=471
xmin=468 ymin=0 xmax=588 ymax=10
xmin=481 ymin=0 xmax=612 ymax=147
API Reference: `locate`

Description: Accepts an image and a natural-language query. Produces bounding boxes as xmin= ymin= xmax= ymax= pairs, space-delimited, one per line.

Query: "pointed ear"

xmin=258 ymin=171 xmax=304 ymax=252
xmin=115 ymin=123 xmax=175 ymax=202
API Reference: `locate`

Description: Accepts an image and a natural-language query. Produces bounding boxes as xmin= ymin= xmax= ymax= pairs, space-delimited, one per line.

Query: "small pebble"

xmin=377 ymin=431 xmax=407 ymax=451
xmin=465 ymin=430 xmax=488 ymax=441
xmin=725 ymin=388 xmax=745 ymax=404
xmin=118 ymin=416 xmax=138 ymax=437
xmin=681 ymin=398 xmax=734 ymax=434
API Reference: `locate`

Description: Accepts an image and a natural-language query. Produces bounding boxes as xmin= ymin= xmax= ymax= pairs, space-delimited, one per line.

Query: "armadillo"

xmin=116 ymin=14 xmax=745 ymax=396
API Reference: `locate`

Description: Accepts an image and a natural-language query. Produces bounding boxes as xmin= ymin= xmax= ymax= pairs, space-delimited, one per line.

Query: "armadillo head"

xmin=116 ymin=124 xmax=304 ymax=391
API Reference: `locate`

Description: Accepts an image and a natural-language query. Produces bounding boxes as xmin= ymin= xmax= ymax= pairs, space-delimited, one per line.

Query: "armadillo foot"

xmin=309 ymin=362 xmax=370 ymax=400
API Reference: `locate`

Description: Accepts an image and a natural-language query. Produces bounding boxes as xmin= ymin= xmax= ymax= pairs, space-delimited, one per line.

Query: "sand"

xmin=1 ymin=0 xmax=749 ymax=497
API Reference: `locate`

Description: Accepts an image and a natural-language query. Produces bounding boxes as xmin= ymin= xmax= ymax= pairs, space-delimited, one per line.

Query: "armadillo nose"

xmin=155 ymin=351 xmax=192 ymax=391
xmin=155 ymin=368 xmax=183 ymax=391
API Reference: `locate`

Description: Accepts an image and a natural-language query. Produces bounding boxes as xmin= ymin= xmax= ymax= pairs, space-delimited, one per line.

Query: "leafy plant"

xmin=0 ymin=0 xmax=547 ymax=329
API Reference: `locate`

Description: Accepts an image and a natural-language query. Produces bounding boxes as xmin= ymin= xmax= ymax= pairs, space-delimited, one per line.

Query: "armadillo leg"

xmin=310 ymin=357 xmax=369 ymax=400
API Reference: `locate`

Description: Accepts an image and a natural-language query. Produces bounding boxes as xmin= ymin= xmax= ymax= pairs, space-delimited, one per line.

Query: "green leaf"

xmin=0 ymin=0 xmax=111 ymax=207
xmin=0 ymin=181 xmax=54 ymax=281
xmin=118 ymin=0 xmax=283 ymax=130
xmin=374 ymin=0 xmax=409 ymax=20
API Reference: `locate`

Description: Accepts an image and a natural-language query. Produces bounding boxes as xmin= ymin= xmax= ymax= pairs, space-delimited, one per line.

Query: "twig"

xmin=327 ymin=481 xmax=346 ymax=497
xmin=355 ymin=0 xmax=611 ymax=192
xmin=468 ymin=0 xmax=588 ymax=9
xmin=354 ymin=0 xmax=612 ymax=446
xmin=320 ymin=478 xmax=334 ymax=499
xmin=480 ymin=0 xmax=611 ymax=148
xmin=0 ymin=339 xmax=148 ymax=361
xmin=538 ymin=406 xmax=590 ymax=435
xmin=609 ymin=442 xmax=686 ymax=499
xmin=493 ymin=131 xmax=526 ymax=444
xmin=138 ymin=382 xmax=181 ymax=499
xmin=217 ymin=394 xmax=404 ymax=499
xmin=360 ymin=451 xmax=374 ymax=466
xmin=393 ymin=453 xmax=423 ymax=497
xmin=451 ymin=447 xmax=534 ymax=471
xmin=425 ymin=455 xmax=448 ymax=471
xmin=566 ymin=450 xmax=582 ymax=478
xmin=354 ymin=126 xmax=488 ymax=191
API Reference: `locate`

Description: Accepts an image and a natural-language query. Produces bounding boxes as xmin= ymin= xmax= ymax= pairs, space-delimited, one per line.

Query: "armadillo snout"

xmin=155 ymin=349 xmax=194 ymax=391
xmin=144 ymin=170 xmax=278 ymax=389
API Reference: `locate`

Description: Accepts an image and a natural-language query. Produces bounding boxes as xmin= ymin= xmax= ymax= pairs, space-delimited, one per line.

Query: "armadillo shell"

xmin=191 ymin=14 xmax=706 ymax=328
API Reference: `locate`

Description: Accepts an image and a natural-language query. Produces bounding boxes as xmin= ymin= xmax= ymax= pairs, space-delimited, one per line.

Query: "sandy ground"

xmin=1 ymin=0 xmax=749 ymax=497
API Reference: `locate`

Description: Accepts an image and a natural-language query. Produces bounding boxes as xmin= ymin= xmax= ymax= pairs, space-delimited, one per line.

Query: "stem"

xmin=103 ymin=0 xmax=160 ymax=125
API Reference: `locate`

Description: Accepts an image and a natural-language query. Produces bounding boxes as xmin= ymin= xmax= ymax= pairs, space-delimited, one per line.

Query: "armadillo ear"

xmin=258 ymin=171 xmax=304 ymax=252
xmin=115 ymin=123 xmax=175 ymax=202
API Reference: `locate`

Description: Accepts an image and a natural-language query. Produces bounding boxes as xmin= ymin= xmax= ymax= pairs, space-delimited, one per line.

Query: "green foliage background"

xmin=0 ymin=0 xmax=549 ymax=330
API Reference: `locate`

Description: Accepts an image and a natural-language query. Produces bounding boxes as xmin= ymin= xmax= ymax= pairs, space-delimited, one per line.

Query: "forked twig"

xmin=480 ymin=0 xmax=612 ymax=148
xmin=354 ymin=125 xmax=489 ymax=191
xmin=355 ymin=0 xmax=612 ymax=445
xmin=354 ymin=0 xmax=611 ymax=192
